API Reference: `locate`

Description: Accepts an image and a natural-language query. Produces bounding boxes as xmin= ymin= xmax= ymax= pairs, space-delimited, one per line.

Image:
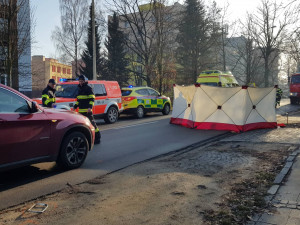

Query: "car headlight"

xmin=290 ymin=92 xmax=297 ymax=96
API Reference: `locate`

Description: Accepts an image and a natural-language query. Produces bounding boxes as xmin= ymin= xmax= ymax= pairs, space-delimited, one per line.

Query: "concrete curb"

xmin=265 ymin=146 xmax=300 ymax=201
xmin=248 ymin=147 xmax=300 ymax=224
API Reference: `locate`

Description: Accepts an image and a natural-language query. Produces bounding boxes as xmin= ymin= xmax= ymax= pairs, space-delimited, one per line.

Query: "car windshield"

xmin=199 ymin=82 xmax=218 ymax=86
xmin=122 ymin=90 xmax=132 ymax=96
xmin=55 ymin=84 xmax=78 ymax=98
xmin=291 ymin=75 xmax=300 ymax=84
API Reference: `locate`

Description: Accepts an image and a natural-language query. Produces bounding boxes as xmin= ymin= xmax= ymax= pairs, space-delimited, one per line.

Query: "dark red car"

xmin=0 ymin=84 xmax=95 ymax=171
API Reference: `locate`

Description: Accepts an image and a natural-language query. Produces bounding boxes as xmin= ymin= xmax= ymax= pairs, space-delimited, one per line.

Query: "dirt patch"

xmin=0 ymin=141 xmax=294 ymax=225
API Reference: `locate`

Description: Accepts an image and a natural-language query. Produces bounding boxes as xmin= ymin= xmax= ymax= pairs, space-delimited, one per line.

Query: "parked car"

xmin=34 ymin=80 xmax=123 ymax=124
xmin=0 ymin=84 xmax=95 ymax=172
xmin=121 ymin=86 xmax=171 ymax=118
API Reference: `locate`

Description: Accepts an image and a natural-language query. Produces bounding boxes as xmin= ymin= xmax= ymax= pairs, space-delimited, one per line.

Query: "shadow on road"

xmin=0 ymin=163 xmax=62 ymax=192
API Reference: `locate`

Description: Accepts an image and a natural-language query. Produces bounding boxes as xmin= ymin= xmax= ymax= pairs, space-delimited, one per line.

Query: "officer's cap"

xmin=48 ymin=79 xmax=56 ymax=84
xmin=78 ymin=75 xmax=85 ymax=81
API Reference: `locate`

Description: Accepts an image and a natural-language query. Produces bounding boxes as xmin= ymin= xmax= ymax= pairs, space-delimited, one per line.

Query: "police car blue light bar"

xmin=60 ymin=78 xmax=68 ymax=82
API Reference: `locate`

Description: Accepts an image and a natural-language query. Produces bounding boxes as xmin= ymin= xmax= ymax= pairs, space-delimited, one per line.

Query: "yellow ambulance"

xmin=196 ymin=70 xmax=239 ymax=87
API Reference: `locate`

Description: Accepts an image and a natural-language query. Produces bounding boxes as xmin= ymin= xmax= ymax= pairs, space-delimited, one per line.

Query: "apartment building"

xmin=31 ymin=55 xmax=72 ymax=96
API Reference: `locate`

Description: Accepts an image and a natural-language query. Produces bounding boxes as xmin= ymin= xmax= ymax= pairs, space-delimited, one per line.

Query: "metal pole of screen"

xmin=92 ymin=0 xmax=97 ymax=80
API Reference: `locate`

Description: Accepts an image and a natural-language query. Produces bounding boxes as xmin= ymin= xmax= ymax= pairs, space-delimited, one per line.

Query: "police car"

xmin=121 ymin=86 xmax=171 ymax=118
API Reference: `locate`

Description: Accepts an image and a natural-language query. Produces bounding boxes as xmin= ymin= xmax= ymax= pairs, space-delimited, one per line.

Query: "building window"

xmin=136 ymin=65 xmax=142 ymax=73
xmin=0 ymin=46 xmax=7 ymax=60
xmin=124 ymin=21 xmax=129 ymax=28
xmin=124 ymin=33 xmax=129 ymax=40
xmin=67 ymin=68 xmax=71 ymax=74
xmin=0 ymin=74 xmax=7 ymax=85
xmin=0 ymin=18 xmax=8 ymax=32
xmin=137 ymin=55 xmax=142 ymax=63
xmin=52 ymin=65 xmax=56 ymax=72
xmin=63 ymin=68 xmax=66 ymax=74
xmin=57 ymin=67 xmax=61 ymax=73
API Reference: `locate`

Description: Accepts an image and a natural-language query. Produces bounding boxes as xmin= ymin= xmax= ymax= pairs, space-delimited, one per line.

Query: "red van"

xmin=0 ymin=84 xmax=95 ymax=171
xmin=289 ymin=73 xmax=300 ymax=104
xmin=34 ymin=80 xmax=123 ymax=123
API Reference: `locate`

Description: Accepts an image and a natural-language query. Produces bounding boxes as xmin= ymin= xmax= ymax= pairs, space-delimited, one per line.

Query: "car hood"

xmin=42 ymin=108 xmax=89 ymax=124
xmin=33 ymin=97 xmax=75 ymax=105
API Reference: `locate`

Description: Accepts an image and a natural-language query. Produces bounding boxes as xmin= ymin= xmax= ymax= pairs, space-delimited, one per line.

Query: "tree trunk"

xmin=264 ymin=58 xmax=269 ymax=87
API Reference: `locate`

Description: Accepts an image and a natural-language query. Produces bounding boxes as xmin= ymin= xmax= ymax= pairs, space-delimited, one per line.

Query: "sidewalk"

xmin=231 ymin=104 xmax=300 ymax=225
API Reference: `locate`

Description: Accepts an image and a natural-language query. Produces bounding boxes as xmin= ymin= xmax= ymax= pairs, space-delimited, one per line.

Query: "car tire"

xmin=136 ymin=106 xmax=145 ymax=118
xmin=57 ymin=131 xmax=89 ymax=170
xmin=104 ymin=106 xmax=118 ymax=124
xmin=162 ymin=103 xmax=170 ymax=115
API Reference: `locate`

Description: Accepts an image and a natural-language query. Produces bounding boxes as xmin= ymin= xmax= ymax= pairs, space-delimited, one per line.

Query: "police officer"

xmin=42 ymin=79 xmax=56 ymax=107
xmin=74 ymin=75 xmax=101 ymax=144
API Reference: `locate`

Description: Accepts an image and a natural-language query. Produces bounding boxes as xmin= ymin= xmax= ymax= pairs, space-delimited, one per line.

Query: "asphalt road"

xmin=276 ymin=98 xmax=300 ymax=115
xmin=0 ymin=113 xmax=226 ymax=210
xmin=1 ymin=98 xmax=298 ymax=211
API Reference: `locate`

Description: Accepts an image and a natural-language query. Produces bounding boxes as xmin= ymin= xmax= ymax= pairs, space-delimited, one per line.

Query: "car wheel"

xmin=136 ymin=106 xmax=145 ymax=118
xmin=104 ymin=106 xmax=118 ymax=124
xmin=162 ymin=103 xmax=170 ymax=115
xmin=57 ymin=132 xmax=89 ymax=170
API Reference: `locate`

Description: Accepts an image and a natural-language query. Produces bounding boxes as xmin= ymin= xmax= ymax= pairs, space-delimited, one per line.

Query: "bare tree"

xmin=285 ymin=30 xmax=300 ymax=73
xmin=175 ymin=0 xmax=224 ymax=84
xmin=106 ymin=0 xmax=171 ymax=87
xmin=226 ymin=16 xmax=265 ymax=86
xmin=247 ymin=0 xmax=298 ymax=87
xmin=208 ymin=2 xmax=235 ymax=71
xmin=150 ymin=0 xmax=180 ymax=93
xmin=52 ymin=0 xmax=88 ymax=77
xmin=0 ymin=0 xmax=33 ymax=91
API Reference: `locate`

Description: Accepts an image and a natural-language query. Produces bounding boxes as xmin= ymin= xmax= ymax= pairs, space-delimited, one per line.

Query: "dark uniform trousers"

xmin=81 ymin=112 xmax=101 ymax=142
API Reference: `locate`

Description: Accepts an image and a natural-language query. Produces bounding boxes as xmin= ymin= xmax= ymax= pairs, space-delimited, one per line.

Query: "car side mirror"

xmin=31 ymin=101 xmax=39 ymax=113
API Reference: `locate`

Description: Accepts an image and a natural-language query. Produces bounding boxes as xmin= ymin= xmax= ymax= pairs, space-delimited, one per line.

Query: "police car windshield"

xmin=122 ymin=90 xmax=132 ymax=96
xmin=55 ymin=84 xmax=78 ymax=98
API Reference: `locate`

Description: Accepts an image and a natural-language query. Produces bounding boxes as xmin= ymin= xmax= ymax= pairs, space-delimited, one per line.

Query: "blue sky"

xmin=30 ymin=0 xmax=260 ymax=58
xmin=31 ymin=0 xmax=61 ymax=57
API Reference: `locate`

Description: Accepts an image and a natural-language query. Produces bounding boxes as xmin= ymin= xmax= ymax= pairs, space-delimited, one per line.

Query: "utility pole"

xmin=92 ymin=0 xmax=97 ymax=80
